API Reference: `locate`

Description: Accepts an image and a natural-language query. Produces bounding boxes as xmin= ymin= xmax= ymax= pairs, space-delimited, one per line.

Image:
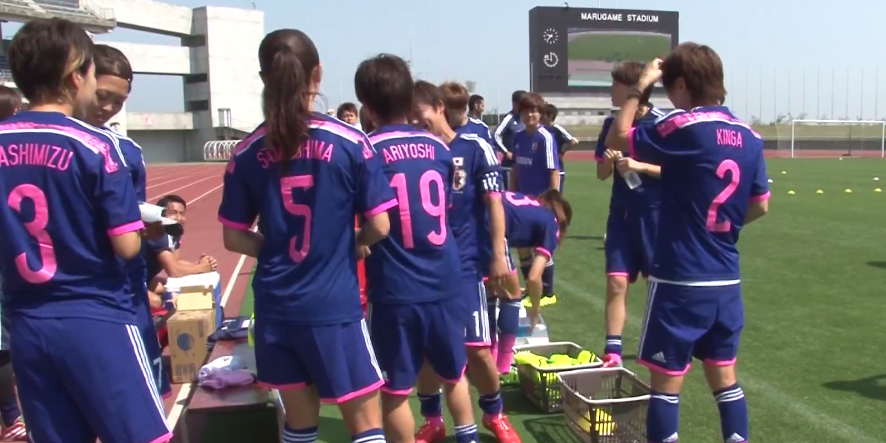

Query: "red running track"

xmin=143 ymin=164 xmax=256 ymax=433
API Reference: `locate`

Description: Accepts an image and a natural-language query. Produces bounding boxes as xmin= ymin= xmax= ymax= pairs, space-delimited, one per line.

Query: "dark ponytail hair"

xmin=538 ymin=189 xmax=573 ymax=239
xmin=258 ymin=29 xmax=319 ymax=174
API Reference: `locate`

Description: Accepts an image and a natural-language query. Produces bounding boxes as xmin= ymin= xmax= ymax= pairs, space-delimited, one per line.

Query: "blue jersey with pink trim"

xmin=0 ymin=111 xmax=143 ymax=323
xmin=502 ymin=192 xmax=560 ymax=259
xmin=449 ymin=132 xmax=502 ymax=278
xmin=630 ymin=106 xmax=770 ymax=282
xmin=112 ymin=132 xmax=149 ymax=283
xmin=218 ymin=114 xmax=396 ymax=325
xmin=513 ymin=126 xmax=559 ymax=196
xmin=364 ymin=125 xmax=461 ymax=305
xmin=596 ymin=109 xmax=665 ymax=210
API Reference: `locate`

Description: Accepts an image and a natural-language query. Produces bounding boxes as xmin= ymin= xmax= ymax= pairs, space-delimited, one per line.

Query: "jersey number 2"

xmin=8 ymin=184 xmax=57 ymax=283
xmin=389 ymin=171 xmax=446 ymax=249
xmin=707 ymin=160 xmax=740 ymax=232
xmin=281 ymin=175 xmax=313 ymax=262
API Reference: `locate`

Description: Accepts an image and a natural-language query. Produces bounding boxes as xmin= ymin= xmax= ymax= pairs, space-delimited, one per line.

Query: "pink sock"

xmin=496 ymin=334 xmax=517 ymax=374
xmin=426 ymin=415 xmax=444 ymax=427
xmin=490 ymin=344 xmax=499 ymax=365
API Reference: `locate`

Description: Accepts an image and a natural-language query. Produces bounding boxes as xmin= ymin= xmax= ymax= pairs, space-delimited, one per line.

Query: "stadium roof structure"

xmin=0 ymin=0 xmax=115 ymax=32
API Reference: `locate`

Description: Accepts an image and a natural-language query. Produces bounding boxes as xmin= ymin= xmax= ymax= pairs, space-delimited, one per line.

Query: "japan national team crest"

xmin=453 ymin=157 xmax=466 ymax=191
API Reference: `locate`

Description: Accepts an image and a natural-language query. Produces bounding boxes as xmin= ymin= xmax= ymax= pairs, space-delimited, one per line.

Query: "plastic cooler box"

xmin=513 ymin=341 xmax=603 ymax=413
xmin=558 ymin=367 xmax=651 ymax=443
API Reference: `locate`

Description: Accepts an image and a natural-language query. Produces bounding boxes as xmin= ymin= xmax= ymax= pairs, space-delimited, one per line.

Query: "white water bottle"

xmin=616 ymin=152 xmax=643 ymax=190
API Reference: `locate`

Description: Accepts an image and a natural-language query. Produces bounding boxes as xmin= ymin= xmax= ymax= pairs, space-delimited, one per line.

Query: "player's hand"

xmin=141 ymin=221 xmax=165 ymax=240
xmin=199 ymin=255 xmax=217 ymax=272
xmin=603 ymin=149 xmax=620 ymax=164
xmin=616 ymin=157 xmax=643 ymax=175
xmin=528 ymin=305 xmax=541 ymax=329
xmin=487 ymin=255 xmax=509 ymax=292
xmin=356 ymin=244 xmax=372 ymax=259
xmin=638 ymin=58 xmax=663 ymax=89
xmin=504 ymin=151 xmax=514 ymax=161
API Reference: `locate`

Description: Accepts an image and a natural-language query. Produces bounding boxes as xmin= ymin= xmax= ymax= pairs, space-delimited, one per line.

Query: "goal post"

xmin=789 ymin=119 xmax=886 ymax=158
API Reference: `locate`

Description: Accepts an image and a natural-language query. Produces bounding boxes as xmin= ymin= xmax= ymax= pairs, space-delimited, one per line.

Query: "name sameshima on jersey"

xmin=256 ymin=139 xmax=334 ymax=169
xmin=0 ymin=143 xmax=73 ymax=170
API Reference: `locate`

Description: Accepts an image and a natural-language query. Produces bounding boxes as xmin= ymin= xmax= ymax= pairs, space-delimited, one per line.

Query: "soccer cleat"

xmin=601 ymin=353 xmax=622 ymax=368
xmin=483 ymin=414 xmax=522 ymax=443
xmin=415 ymin=421 xmax=446 ymax=443
xmin=0 ymin=418 xmax=26 ymax=441
xmin=521 ymin=294 xmax=558 ymax=308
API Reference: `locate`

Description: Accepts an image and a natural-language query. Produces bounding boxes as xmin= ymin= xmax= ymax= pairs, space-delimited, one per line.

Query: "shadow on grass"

xmin=522 ymin=415 xmax=583 ymax=443
xmin=566 ymin=234 xmax=604 ymax=242
xmin=865 ymin=261 xmax=886 ymax=269
xmin=823 ymin=374 xmax=886 ymax=402
xmin=502 ymin=386 xmax=545 ymax=415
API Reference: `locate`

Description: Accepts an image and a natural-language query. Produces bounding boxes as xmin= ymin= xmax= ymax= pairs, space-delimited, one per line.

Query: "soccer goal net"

xmin=787 ymin=120 xmax=885 ymax=158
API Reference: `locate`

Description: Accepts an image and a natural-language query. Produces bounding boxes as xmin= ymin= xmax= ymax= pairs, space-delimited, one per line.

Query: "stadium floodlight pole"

xmin=861 ymin=69 xmax=865 ymax=120
xmin=876 ymin=67 xmax=879 ymax=119
xmin=802 ymin=67 xmax=806 ymax=115
xmin=773 ymin=66 xmax=777 ymax=121
xmin=744 ymin=66 xmax=749 ymax=120
xmin=830 ymin=68 xmax=835 ymax=119
xmin=758 ymin=66 xmax=763 ymax=120
xmin=845 ymin=68 xmax=849 ymax=120
xmin=816 ymin=67 xmax=820 ymax=118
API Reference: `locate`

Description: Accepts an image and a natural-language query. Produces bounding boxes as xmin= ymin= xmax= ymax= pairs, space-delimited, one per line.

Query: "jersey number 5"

xmin=707 ymin=160 xmax=740 ymax=233
xmin=389 ymin=171 xmax=447 ymax=249
xmin=281 ymin=175 xmax=313 ymax=262
xmin=8 ymin=184 xmax=57 ymax=283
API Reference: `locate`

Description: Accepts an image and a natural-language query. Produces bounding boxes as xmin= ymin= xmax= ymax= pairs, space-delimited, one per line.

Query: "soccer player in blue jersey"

xmin=541 ymin=103 xmax=579 ymax=194
xmin=410 ymin=81 xmax=522 ymax=443
xmin=0 ymin=18 xmax=171 ymax=443
xmin=354 ymin=57 xmax=480 ymax=443
xmin=218 ymin=29 xmax=394 ymax=443
xmin=468 ymin=94 xmax=485 ymax=120
xmin=87 ymin=44 xmax=173 ymax=400
xmin=493 ymin=90 xmax=526 ymax=189
xmin=606 ymin=45 xmax=770 ymax=443
xmin=501 ymin=190 xmax=572 ymax=329
xmin=595 ymin=62 xmax=667 ymax=369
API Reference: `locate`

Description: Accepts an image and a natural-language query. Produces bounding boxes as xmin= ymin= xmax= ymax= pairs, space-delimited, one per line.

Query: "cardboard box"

xmin=165 ymin=271 xmax=220 ymax=311
xmin=168 ymin=309 xmax=216 ymax=383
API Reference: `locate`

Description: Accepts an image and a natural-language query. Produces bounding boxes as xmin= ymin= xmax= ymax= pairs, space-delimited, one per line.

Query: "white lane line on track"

xmin=147 ymin=176 xmax=218 ymax=202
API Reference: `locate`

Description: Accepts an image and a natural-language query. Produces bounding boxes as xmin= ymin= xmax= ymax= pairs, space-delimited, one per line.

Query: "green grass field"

xmin=567 ymin=31 xmax=671 ymax=62
xmin=209 ymin=158 xmax=886 ymax=443
xmin=564 ymin=122 xmax=886 ymax=141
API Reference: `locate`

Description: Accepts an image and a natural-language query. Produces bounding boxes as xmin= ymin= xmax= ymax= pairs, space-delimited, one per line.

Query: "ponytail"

xmin=262 ymin=49 xmax=311 ymax=175
xmin=538 ymin=189 xmax=573 ymax=240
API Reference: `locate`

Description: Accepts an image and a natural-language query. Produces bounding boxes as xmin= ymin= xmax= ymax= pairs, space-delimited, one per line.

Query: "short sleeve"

xmin=218 ymin=157 xmax=258 ymax=231
xmin=534 ymin=216 xmax=560 ymax=258
xmin=355 ymin=136 xmax=397 ymax=217
xmin=628 ymin=111 xmax=700 ymax=160
xmin=144 ymin=235 xmax=172 ymax=255
xmin=749 ymin=152 xmax=770 ymax=202
xmin=542 ymin=130 xmax=559 ymax=170
xmin=472 ymin=137 xmax=502 ymax=194
xmin=94 ymin=139 xmax=143 ymax=237
xmin=594 ymin=117 xmax=614 ymax=162
xmin=555 ymin=124 xmax=574 ymax=141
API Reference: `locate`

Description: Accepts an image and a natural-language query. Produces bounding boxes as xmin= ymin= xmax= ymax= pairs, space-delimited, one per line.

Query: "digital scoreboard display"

xmin=529 ymin=7 xmax=679 ymax=93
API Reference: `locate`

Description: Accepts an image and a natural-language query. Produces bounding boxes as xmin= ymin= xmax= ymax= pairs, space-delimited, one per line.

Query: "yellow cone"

xmin=787 ymin=190 xmax=796 ymax=195
xmin=816 ymin=189 xmax=824 ymax=194
xmin=845 ymin=189 xmax=853 ymax=194
xmin=875 ymin=188 xmax=882 ymax=193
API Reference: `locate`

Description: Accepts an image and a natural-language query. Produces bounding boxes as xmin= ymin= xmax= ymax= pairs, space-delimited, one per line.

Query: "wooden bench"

xmin=183 ymin=339 xmax=283 ymax=443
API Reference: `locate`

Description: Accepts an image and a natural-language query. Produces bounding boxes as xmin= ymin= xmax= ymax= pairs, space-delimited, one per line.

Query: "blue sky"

xmin=8 ymin=0 xmax=881 ymax=122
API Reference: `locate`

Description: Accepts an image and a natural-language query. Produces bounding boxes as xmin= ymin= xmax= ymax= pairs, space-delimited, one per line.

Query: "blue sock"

xmin=647 ymin=391 xmax=680 ymax=443
xmin=604 ymin=334 xmax=623 ymax=356
xmin=714 ymin=384 xmax=749 ymax=443
xmin=453 ymin=423 xmax=479 ymax=443
xmin=418 ymin=391 xmax=443 ymax=418
xmin=283 ymin=425 xmax=318 ymax=443
xmin=541 ymin=258 xmax=555 ymax=296
xmin=519 ymin=257 xmax=532 ymax=281
xmin=487 ymin=297 xmax=498 ymax=343
xmin=478 ymin=391 xmax=503 ymax=416
xmin=352 ymin=428 xmax=386 ymax=443
xmin=497 ymin=300 xmax=521 ymax=335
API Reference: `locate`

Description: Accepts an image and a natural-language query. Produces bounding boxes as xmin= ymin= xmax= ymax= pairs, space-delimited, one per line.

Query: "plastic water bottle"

xmin=623 ymin=170 xmax=642 ymax=190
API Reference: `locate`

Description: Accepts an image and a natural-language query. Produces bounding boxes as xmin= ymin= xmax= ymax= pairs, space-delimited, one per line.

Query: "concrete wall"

xmin=129 ymin=130 xmax=190 ymax=163
xmin=540 ymin=92 xmax=674 ymax=126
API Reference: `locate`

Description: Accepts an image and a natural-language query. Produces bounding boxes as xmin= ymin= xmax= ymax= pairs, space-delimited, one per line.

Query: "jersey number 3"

xmin=8 ymin=184 xmax=57 ymax=283
xmin=389 ymin=171 xmax=446 ymax=249
xmin=707 ymin=160 xmax=740 ymax=232
xmin=281 ymin=175 xmax=313 ymax=262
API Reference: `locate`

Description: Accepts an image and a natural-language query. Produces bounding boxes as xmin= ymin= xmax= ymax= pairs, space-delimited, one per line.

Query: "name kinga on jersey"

xmin=716 ymin=129 xmax=744 ymax=148
xmin=381 ymin=142 xmax=436 ymax=163
xmin=0 ymin=143 xmax=73 ymax=170
xmin=256 ymin=139 xmax=333 ymax=168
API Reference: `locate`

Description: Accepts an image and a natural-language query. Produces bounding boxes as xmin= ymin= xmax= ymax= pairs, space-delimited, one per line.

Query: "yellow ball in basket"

xmin=579 ymin=409 xmax=617 ymax=436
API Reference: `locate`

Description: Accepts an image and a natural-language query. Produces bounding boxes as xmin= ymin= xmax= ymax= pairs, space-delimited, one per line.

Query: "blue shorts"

xmin=253 ymin=318 xmax=383 ymax=404
xmin=11 ymin=316 xmax=170 ymax=443
xmin=605 ymin=207 xmax=658 ymax=282
xmin=638 ymin=280 xmax=744 ymax=375
xmin=132 ymin=279 xmax=171 ymax=399
xmin=369 ymin=298 xmax=467 ymax=395
xmin=462 ymin=279 xmax=491 ymax=347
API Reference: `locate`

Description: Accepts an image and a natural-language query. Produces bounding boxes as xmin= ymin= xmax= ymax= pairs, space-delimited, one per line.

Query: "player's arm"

xmin=219 ymin=159 xmax=263 ymax=258
xmin=356 ymin=138 xmax=395 ymax=248
xmin=606 ymin=60 xmax=664 ymax=154
xmin=616 ymin=157 xmax=661 ymax=178
xmin=475 ymin=138 xmax=510 ymax=288
xmin=595 ymin=118 xmax=617 ymax=181
xmin=493 ymin=113 xmax=513 ymax=155
xmin=543 ymin=130 xmax=561 ymax=191
xmin=746 ymin=152 xmax=771 ymax=225
xmin=155 ymin=249 xmax=212 ymax=278
xmin=93 ymin=138 xmax=144 ymax=260
xmin=555 ymin=124 xmax=579 ymax=154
